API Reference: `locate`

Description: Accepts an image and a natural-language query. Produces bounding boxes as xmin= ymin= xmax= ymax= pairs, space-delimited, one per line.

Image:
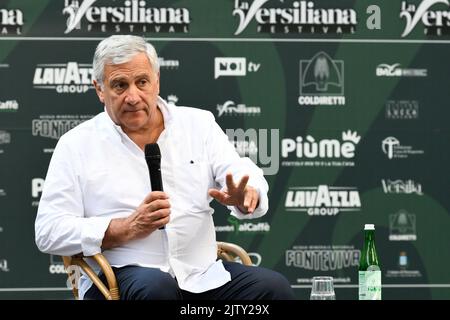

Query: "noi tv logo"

xmin=214 ymin=57 xmax=260 ymax=79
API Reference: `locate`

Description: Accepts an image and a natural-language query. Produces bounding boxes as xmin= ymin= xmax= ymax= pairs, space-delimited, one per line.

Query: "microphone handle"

xmin=148 ymin=164 xmax=165 ymax=230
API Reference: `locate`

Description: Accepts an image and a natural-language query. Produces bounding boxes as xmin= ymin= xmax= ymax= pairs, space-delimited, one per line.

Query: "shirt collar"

xmin=102 ymin=95 xmax=174 ymax=140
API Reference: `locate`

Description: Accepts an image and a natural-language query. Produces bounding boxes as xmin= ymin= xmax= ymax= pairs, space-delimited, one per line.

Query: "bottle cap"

xmin=364 ymin=224 xmax=375 ymax=230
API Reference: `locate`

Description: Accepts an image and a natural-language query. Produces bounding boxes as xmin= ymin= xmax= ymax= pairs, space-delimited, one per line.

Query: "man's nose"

xmin=124 ymin=85 xmax=140 ymax=105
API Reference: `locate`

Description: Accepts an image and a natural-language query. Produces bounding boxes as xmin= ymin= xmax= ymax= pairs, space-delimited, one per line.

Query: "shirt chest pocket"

xmin=171 ymin=159 xmax=212 ymax=212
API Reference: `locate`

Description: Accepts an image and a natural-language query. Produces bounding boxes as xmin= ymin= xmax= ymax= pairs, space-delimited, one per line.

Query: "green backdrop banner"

xmin=0 ymin=0 xmax=449 ymax=299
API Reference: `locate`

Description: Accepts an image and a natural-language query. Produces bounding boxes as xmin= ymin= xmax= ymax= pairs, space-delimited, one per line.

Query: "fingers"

xmin=241 ymin=187 xmax=259 ymax=214
xmin=208 ymin=188 xmax=231 ymax=204
xmin=236 ymin=175 xmax=249 ymax=191
xmin=141 ymin=191 xmax=169 ymax=204
xmin=225 ymin=173 xmax=236 ymax=192
xmin=151 ymin=208 xmax=171 ymax=227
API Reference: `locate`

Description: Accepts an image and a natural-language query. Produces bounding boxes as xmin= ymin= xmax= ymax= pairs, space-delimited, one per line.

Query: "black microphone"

xmin=144 ymin=143 xmax=165 ymax=230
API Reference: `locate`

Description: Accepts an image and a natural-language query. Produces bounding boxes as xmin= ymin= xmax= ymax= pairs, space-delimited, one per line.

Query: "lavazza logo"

xmin=286 ymin=245 xmax=360 ymax=272
xmin=0 ymin=7 xmax=23 ymax=35
xmin=299 ymin=51 xmax=345 ymax=106
xmin=217 ymin=100 xmax=261 ymax=117
xmin=382 ymin=137 xmax=425 ymax=159
xmin=63 ymin=0 xmax=190 ymax=34
xmin=33 ymin=62 xmax=94 ymax=93
xmin=233 ymin=0 xmax=357 ymax=35
xmin=281 ymin=130 xmax=360 ymax=167
xmin=32 ymin=115 xmax=93 ymax=141
xmin=400 ymin=0 xmax=450 ymax=37
xmin=285 ymin=185 xmax=362 ymax=216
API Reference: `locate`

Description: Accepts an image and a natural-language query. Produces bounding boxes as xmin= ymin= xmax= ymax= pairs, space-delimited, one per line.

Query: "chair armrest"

xmin=217 ymin=241 xmax=252 ymax=266
xmin=63 ymin=253 xmax=119 ymax=300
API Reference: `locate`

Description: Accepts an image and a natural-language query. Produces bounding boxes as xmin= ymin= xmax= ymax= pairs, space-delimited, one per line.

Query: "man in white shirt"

xmin=35 ymin=35 xmax=295 ymax=300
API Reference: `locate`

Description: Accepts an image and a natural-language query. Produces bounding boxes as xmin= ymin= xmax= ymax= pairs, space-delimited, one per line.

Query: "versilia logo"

xmin=217 ymin=100 xmax=261 ymax=117
xmin=233 ymin=0 xmax=357 ymax=35
xmin=63 ymin=0 xmax=190 ymax=34
xmin=33 ymin=62 xmax=93 ymax=93
xmin=0 ymin=7 xmax=23 ymax=35
xmin=285 ymin=185 xmax=361 ymax=216
xmin=382 ymin=179 xmax=423 ymax=195
xmin=400 ymin=0 xmax=450 ymax=37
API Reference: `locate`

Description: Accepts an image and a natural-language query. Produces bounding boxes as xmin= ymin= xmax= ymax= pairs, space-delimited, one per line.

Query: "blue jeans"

xmin=84 ymin=261 xmax=295 ymax=300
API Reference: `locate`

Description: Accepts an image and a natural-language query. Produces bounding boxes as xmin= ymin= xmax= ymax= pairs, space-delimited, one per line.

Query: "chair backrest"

xmin=64 ymin=241 xmax=252 ymax=300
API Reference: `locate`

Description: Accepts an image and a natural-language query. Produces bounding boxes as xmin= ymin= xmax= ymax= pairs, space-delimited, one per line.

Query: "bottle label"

xmin=359 ymin=270 xmax=381 ymax=300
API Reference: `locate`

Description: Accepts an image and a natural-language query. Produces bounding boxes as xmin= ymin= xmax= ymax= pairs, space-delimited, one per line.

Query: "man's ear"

xmin=156 ymin=72 xmax=160 ymax=95
xmin=93 ymin=80 xmax=105 ymax=104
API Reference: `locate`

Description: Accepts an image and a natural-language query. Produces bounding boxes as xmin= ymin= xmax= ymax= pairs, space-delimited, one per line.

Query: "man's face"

xmin=94 ymin=52 xmax=160 ymax=132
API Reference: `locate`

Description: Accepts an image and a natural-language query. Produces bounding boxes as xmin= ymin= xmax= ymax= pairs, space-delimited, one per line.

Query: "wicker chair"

xmin=63 ymin=241 xmax=252 ymax=300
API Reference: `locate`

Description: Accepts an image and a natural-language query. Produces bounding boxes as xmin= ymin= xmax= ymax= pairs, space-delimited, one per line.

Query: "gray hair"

xmin=93 ymin=35 xmax=160 ymax=87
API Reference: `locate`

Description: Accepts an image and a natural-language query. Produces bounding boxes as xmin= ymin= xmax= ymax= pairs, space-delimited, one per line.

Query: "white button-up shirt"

xmin=35 ymin=97 xmax=268 ymax=299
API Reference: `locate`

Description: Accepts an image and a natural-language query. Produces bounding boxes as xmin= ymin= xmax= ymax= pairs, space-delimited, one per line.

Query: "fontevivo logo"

xmin=286 ymin=245 xmax=360 ymax=271
xmin=233 ymin=0 xmax=357 ymax=35
xmin=32 ymin=115 xmax=93 ymax=141
xmin=63 ymin=0 xmax=190 ymax=34
xmin=401 ymin=0 xmax=450 ymax=37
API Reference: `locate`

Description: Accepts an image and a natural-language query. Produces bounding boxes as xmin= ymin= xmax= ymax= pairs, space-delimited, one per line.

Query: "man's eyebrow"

xmin=109 ymin=77 xmax=127 ymax=84
xmin=135 ymin=73 xmax=151 ymax=79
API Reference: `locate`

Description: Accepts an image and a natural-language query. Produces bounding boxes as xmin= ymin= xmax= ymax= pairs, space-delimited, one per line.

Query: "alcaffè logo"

xmin=63 ymin=0 xmax=190 ymax=34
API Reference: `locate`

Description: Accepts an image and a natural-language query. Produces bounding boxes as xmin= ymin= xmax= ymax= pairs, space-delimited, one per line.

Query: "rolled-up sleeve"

xmin=205 ymin=112 xmax=269 ymax=220
xmin=35 ymin=136 xmax=111 ymax=257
